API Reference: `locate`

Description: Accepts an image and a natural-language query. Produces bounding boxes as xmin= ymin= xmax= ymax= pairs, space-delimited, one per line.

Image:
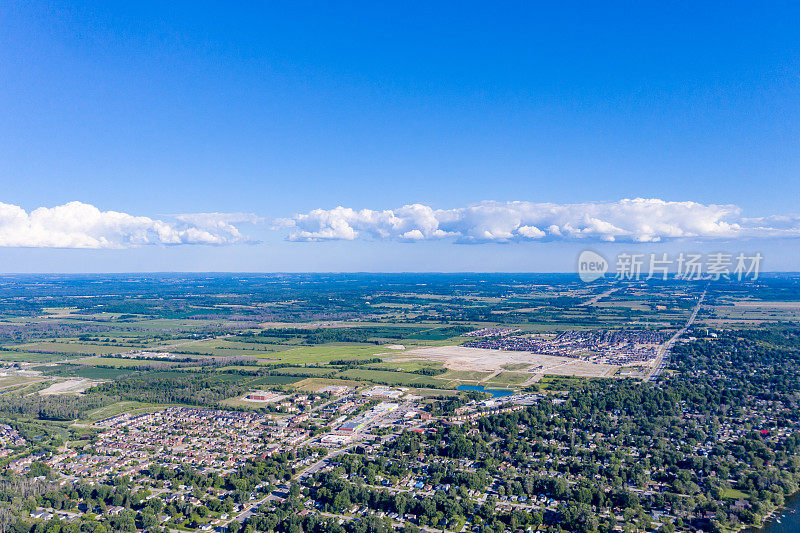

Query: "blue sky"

xmin=1 ymin=1 xmax=799 ymax=272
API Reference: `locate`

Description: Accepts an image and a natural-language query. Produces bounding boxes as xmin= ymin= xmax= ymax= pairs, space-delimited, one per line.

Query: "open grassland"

xmin=486 ymin=371 xmax=531 ymax=384
xmin=123 ymin=318 xmax=236 ymax=329
xmin=261 ymin=344 xmax=395 ymax=364
xmin=394 ymin=338 xmax=468 ymax=348
xmin=362 ymin=360 xmax=445 ymax=372
xmin=77 ymin=356 xmax=179 ymax=368
xmin=408 ymin=388 xmax=460 ymax=397
xmin=77 ymin=401 xmax=180 ymax=425
xmin=247 ymin=375 xmax=305 ymax=387
xmin=11 ymin=341 xmax=132 ymax=355
xmin=703 ymin=302 xmax=800 ymax=324
xmin=170 ymin=338 xmax=290 ymax=357
xmin=291 ymin=377 xmax=368 ymax=392
xmin=0 ymin=375 xmax=48 ymax=391
xmin=537 ymin=375 xmax=606 ymax=390
xmin=0 ymin=351 xmax=74 ymax=363
xmin=440 ymin=369 xmax=494 ymax=381
xmin=502 ymin=363 xmax=533 ymax=370
xmin=334 ymin=368 xmax=443 ymax=387
xmin=215 ymin=365 xmax=263 ymax=372
xmin=591 ymin=301 xmax=653 ymax=312
xmin=263 ymin=366 xmax=336 ymax=377
xmin=34 ymin=364 xmax=137 ymax=380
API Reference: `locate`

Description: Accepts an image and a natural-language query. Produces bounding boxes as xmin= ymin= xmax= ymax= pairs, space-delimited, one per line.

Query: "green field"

xmin=262 ymin=344 xmax=393 ymax=364
xmin=486 ymin=371 xmax=531 ymax=384
xmin=78 ymin=401 xmax=179 ymax=424
xmin=440 ymin=370 xmax=493 ymax=381
xmin=11 ymin=341 xmax=131 ymax=355
xmin=0 ymin=351 xmax=75 ymax=363
xmin=246 ymin=375 xmax=305 ymax=386
xmin=291 ymin=377 xmax=367 ymax=392
xmin=335 ymin=368 xmax=443 ymax=387
xmin=501 ymin=363 xmax=532 ymax=371
xmin=264 ymin=366 xmax=337 ymax=377
xmin=34 ymin=364 xmax=138 ymax=380
xmin=363 ymin=360 xmax=445 ymax=372
xmin=171 ymin=338 xmax=290 ymax=357
xmin=123 ymin=319 xmax=234 ymax=329
xmin=0 ymin=375 xmax=48 ymax=390
xmin=78 ymin=356 xmax=178 ymax=368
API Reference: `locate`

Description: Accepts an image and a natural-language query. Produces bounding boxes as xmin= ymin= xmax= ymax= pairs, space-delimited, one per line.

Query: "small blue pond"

xmin=457 ymin=385 xmax=514 ymax=397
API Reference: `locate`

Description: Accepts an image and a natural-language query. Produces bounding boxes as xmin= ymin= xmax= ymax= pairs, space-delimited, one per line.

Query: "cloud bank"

xmin=278 ymin=199 xmax=800 ymax=243
xmin=0 ymin=202 xmax=256 ymax=249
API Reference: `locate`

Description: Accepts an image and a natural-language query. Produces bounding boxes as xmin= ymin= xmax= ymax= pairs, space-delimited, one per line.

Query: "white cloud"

xmin=0 ymin=201 xmax=257 ymax=249
xmin=278 ymin=198 xmax=800 ymax=243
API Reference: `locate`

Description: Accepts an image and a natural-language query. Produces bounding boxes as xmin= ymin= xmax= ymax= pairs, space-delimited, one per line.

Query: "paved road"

xmin=647 ymin=287 xmax=707 ymax=382
xmin=579 ymin=287 xmax=619 ymax=307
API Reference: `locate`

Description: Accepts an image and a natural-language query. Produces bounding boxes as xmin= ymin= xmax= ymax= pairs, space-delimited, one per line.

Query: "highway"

xmin=646 ymin=287 xmax=707 ymax=382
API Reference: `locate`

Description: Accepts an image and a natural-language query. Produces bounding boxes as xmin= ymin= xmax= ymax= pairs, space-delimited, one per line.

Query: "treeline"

xmin=235 ymin=325 xmax=472 ymax=345
xmin=357 ymin=364 xmax=446 ymax=376
xmin=329 ymin=357 xmax=382 ymax=366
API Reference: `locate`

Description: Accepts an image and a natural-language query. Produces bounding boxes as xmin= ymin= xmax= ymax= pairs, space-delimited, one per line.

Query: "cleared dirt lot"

xmin=39 ymin=379 xmax=100 ymax=395
xmin=404 ymin=346 xmax=618 ymax=377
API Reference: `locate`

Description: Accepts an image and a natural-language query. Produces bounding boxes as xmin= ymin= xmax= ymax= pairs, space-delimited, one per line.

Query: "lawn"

xmin=720 ymin=488 xmax=749 ymax=500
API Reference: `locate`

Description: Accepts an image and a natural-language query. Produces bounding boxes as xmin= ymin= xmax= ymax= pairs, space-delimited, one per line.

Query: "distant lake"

xmin=457 ymin=385 xmax=514 ymax=397
xmin=748 ymin=492 xmax=800 ymax=533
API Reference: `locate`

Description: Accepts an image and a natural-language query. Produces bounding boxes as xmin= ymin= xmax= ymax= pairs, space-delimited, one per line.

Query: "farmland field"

xmin=34 ymin=365 xmax=138 ymax=380
xmin=11 ymin=342 xmax=132 ymax=355
xmin=170 ymin=338 xmax=290 ymax=357
xmin=0 ymin=351 xmax=74 ymax=363
xmin=335 ymin=368 xmax=443 ymax=387
xmin=262 ymin=344 xmax=397 ymax=364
